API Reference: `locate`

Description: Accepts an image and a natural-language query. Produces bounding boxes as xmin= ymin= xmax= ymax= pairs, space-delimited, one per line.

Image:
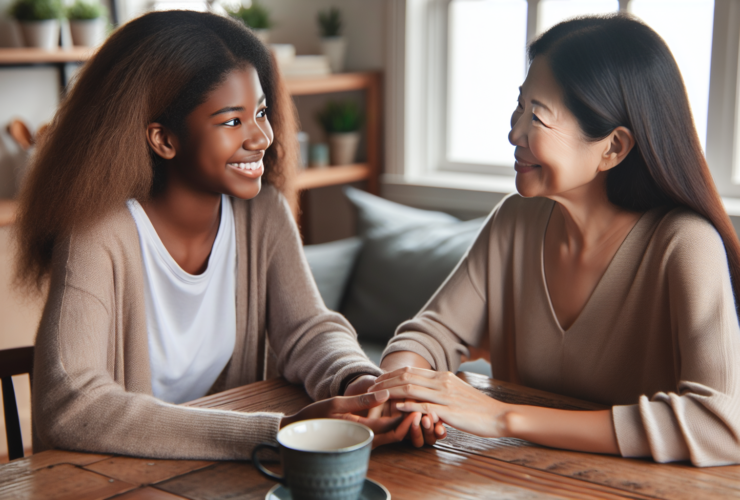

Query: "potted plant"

xmin=66 ymin=0 xmax=106 ymax=47
xmin=227 ymin=1 xmax=272 ymax=46
xmin=317 ymin=100 xmax=362 ymax=166
xmin=317 ymin=7 xmax=345 ymax=73
xmin=9 ymin=0 xmax=63 ymax=50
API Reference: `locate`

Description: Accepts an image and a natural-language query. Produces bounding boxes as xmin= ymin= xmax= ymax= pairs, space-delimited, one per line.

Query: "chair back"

xmin=0 ymin=346 xmax=33 ymax=461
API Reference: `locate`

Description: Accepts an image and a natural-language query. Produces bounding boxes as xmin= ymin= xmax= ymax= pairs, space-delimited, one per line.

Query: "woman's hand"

xmin=280 ymin=389 xmax=418 ymax=448
xmin=344 ymin=375 xmax=443 ymax=446
xmin=369 ymin=367 xmax=511 ymax=438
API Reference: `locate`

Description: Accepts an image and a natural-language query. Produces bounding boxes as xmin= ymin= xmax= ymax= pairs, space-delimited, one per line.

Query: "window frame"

xmin=386 ymin=0 xmax=740 ymax=207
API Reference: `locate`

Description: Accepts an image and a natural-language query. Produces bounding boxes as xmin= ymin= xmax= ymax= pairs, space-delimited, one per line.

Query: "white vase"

xmin=252 ymin=28 xmax=270 ymax=46
xmin=328 ymin=132 xmax=360 ymax=166
xmin=20 ymin=20 xmax=60 ymax=50
xmin=70 ymin=19 xmax=105 ymax=47
xmin=320 ymin=36 xmax=347 ymax=73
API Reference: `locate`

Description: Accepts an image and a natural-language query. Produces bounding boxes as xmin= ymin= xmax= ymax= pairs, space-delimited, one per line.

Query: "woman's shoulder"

xmin=650 ymin=206 xmax=726 ymax=263
xmin=54 ymin=205 xmax=139 ymax=267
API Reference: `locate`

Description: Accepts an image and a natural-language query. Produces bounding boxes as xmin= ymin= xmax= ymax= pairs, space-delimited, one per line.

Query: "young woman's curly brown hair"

xmin=14 ymin=11 xmax=299 ymax=294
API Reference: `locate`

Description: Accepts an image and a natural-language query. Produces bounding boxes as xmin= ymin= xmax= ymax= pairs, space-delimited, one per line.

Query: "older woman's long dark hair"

xmin=530 ymin=14 xmax=740 ymax=309
xmin=15 ymin=10 xmax=299 ymax=293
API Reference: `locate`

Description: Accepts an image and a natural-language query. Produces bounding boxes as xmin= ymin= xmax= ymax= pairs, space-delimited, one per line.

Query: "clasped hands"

xmin=283 ymin=367 xmax=510 ymax=448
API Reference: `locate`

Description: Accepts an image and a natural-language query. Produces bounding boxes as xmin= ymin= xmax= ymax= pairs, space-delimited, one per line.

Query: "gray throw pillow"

xmin=303 ymin=237 xmax=363 ymax=311
xmin=341 ymin=187 xmax=486 ymax=342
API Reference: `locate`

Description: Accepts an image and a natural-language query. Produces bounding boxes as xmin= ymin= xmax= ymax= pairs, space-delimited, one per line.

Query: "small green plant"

xmin=67 ymin=0 xmax=104 ymax=20
xmin=317 ymin=7 xmax=341 ymax=37
xmin=317 ymin=100 xmax=362 ymax=134
xmin=9 ymin=0 xmax=63 ymax=21
xmin=228 ymin=1 xmax=272 ymax=30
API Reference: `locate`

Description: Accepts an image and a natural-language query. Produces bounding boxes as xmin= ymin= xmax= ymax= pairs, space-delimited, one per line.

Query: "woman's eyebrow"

xmin=210 ymin=106 xmax=245 ymax=117
xmin=531 ymin=99 xmax=552 ymax=114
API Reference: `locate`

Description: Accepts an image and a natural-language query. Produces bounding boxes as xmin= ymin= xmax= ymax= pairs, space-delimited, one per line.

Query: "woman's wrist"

xmin=379 ymin=351 xmax=432 ymax=372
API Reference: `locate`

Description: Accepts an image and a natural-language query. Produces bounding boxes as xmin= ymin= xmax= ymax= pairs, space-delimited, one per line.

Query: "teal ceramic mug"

xmin=252 ymin=419 xmax=373 ymax=500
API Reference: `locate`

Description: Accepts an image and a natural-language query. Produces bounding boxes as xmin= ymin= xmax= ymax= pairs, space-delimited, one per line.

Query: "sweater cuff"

xmin=235 ymin=411 xmax=283 ymax=459
xmin=330 ymin=362 xmax=383 ymax=398
xmin=612 ymin=404 xmax=651 ymax=458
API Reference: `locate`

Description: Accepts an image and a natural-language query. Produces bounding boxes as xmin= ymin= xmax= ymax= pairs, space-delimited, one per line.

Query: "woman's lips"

xmin=227 ymin=160 xmax=264 ymax=179
xmin=514 ymin=160 xmax=540 ymax=173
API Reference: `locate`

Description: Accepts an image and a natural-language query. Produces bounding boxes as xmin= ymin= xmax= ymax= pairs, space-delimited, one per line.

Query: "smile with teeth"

xmin=228 ymin=160 xmax=262 ymax=171
xmin=514 ymin=159 xmax=540 ymax=172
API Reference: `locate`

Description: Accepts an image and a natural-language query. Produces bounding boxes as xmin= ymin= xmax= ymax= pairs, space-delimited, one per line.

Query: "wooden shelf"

xmin=294 ymin=164 xmax=371 ymax=191
xmin=0 ymin=47 xmax=94 ymax=64
xmin=285 ymin=72 xmax=380 ymax=96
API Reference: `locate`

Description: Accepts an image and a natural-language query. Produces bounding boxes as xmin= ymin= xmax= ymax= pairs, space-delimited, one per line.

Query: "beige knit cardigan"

xmin=32 ymin=185 xmax=382 ymax=460
xmin=383 ymin=194 xmax=740 ymax=467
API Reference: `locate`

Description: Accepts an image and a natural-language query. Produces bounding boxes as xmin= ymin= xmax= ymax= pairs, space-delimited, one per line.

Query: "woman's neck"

xmin=141 ymin=179 xmax=222 ymax=275
xmin=548 ymin=174 xmax=640 ymax=253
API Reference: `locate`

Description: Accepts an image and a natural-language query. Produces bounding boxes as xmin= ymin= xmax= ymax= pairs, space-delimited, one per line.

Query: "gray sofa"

xmin=304 ymin=187 xmax=492 ymax=376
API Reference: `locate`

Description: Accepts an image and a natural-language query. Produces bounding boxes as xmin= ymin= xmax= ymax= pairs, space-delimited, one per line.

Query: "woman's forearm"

xmin=380 ymin=351 xmax=432 ymax=372
xmin=504 ymin=406 xmax=619 ymax=455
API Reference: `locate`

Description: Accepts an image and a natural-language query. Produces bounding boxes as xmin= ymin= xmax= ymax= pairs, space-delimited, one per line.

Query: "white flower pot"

xmin=252 ymin=28 xmax=270 ymax=46
xmin=328 ymin=132 xmax=360 ymax=166
xmin=20 ymin=20 xmax=60 ymax=50
xmin=320 ymin=36 xmax=347 ymax=73
xmin=70 ymin=19 xmax=105 ymax=47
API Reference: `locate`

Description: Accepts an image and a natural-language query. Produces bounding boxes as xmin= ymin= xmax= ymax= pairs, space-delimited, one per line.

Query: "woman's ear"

xmin=146 ymin=123 xmax=178 ymax=160
xmin=599 ymin=126 xmax=635 ymax=172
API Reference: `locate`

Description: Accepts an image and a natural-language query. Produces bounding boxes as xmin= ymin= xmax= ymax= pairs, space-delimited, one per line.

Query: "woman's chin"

xmin=515 ymin=173 xmax=542 ymax=198
xmin=228 ymin=179 xmax=262 ymax=200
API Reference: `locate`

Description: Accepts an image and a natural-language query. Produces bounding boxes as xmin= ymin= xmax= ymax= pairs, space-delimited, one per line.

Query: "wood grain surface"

xmin=3 ymin=375 xmax=740 ymax=499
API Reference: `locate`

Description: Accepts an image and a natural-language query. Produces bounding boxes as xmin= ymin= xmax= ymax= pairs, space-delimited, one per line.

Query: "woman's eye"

xmin=223 ymin=118 xmax=241 ymax=127
xmin=257 ymin=108 xmax=267 ymax=119
xmin=532 ymin=113 xmax=542 ymax=124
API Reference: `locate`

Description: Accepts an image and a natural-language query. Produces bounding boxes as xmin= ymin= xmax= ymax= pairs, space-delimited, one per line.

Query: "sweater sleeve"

xmin=612 ymin=214 xmax=740 ymax=466
xmin=380 ymin=213 xmax=493 ymax=373
xmin=263 ymin=192 xmax=382 ymax=401
xmin=33 ymin=236 xmax=282 ymax=460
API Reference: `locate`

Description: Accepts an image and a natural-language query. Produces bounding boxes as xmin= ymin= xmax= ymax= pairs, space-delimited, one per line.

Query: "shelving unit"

xmin=0 ymin=48 xmax=382 ymax=230
xmin=0 ymin=47 xmax=94 ymax=88
xmin=285 ymin=71 xmax=382 ymax=241
xmin=286 ymin=71 xmax=381 ymax=194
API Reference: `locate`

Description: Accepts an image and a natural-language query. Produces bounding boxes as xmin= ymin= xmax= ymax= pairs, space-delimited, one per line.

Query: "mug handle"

xmin=252 ymin=443 xmax=286 ymax=485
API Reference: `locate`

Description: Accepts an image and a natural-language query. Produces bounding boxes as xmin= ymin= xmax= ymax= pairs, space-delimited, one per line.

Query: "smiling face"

xmin=165 ymin=65 xmax=274 ymax=200
xmin=508 ymin=56 xmax=614 ymax=201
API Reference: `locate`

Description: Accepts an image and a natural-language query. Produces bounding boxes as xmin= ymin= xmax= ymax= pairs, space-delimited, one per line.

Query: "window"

xmin=391 ymin=0 xmax=740 ymax=204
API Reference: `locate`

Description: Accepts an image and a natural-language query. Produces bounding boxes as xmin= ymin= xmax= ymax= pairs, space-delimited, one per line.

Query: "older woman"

xmin=370 ymin=15 xmax=740 ymax=467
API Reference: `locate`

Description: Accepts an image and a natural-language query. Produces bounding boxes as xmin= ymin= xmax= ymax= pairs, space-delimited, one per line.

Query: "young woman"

xmin=370 ymin=15 xmax=740 ymax=467
xmin=15 ymin=11 xmax=412 ymax=459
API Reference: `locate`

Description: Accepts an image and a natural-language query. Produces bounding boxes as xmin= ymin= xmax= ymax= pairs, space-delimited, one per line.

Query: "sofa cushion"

xmin=303 ymin=237 xmax=363 ymax=311
xmin=341 ymin=187 xmax=486 ymax=343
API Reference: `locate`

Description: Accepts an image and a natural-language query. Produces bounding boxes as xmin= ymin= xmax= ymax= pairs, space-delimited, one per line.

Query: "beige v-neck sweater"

xmin=383 ymin=194 xmax=740 ymax=467
xmin=32 ymin=185 xmax=382 ymax=460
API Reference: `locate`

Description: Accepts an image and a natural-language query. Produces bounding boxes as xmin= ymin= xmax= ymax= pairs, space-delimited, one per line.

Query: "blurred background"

xmin=1 ymin=0 xmax=739 ymax=461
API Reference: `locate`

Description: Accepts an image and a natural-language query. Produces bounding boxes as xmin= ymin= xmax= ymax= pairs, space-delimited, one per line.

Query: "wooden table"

xmin=2 ymin=373 xmax=740 ymax=499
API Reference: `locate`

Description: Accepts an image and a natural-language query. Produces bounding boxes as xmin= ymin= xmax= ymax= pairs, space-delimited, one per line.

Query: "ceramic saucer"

xmin=266 ymin=478 xmax=390 ymax=500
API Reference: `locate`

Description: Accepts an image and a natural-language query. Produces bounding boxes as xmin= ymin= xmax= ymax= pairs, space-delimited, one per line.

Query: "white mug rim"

xmin=277 ymin=418 xmax=373 ymax=454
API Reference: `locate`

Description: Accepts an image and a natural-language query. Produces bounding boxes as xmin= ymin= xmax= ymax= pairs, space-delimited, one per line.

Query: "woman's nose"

xmin=508 ymin=111 xmax=527 ymax=148
xmin=243 ymin=121 xmax=270 ymax=151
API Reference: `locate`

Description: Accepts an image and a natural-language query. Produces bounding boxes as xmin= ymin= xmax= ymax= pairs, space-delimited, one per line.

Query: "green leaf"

xmin=227 ymin=1 xmax=272 ymax=30
xmin=317 ymin=100 xmax=362 ymax=133
xmin=66 ymin=0 xmax=104 ymax=20
xmin=9 ymin=0 xmax=63 ymax=21
xmin=317 ymin=7 xmax=341 ymax=37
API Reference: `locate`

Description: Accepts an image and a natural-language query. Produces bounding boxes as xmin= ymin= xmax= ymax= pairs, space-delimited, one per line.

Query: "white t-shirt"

xmin=127 ymin=196 xmax=236 ymax=404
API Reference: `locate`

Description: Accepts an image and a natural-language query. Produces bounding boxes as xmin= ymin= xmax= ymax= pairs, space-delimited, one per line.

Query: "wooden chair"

xmin=0 ymin=346 xmax=33 ymax=460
